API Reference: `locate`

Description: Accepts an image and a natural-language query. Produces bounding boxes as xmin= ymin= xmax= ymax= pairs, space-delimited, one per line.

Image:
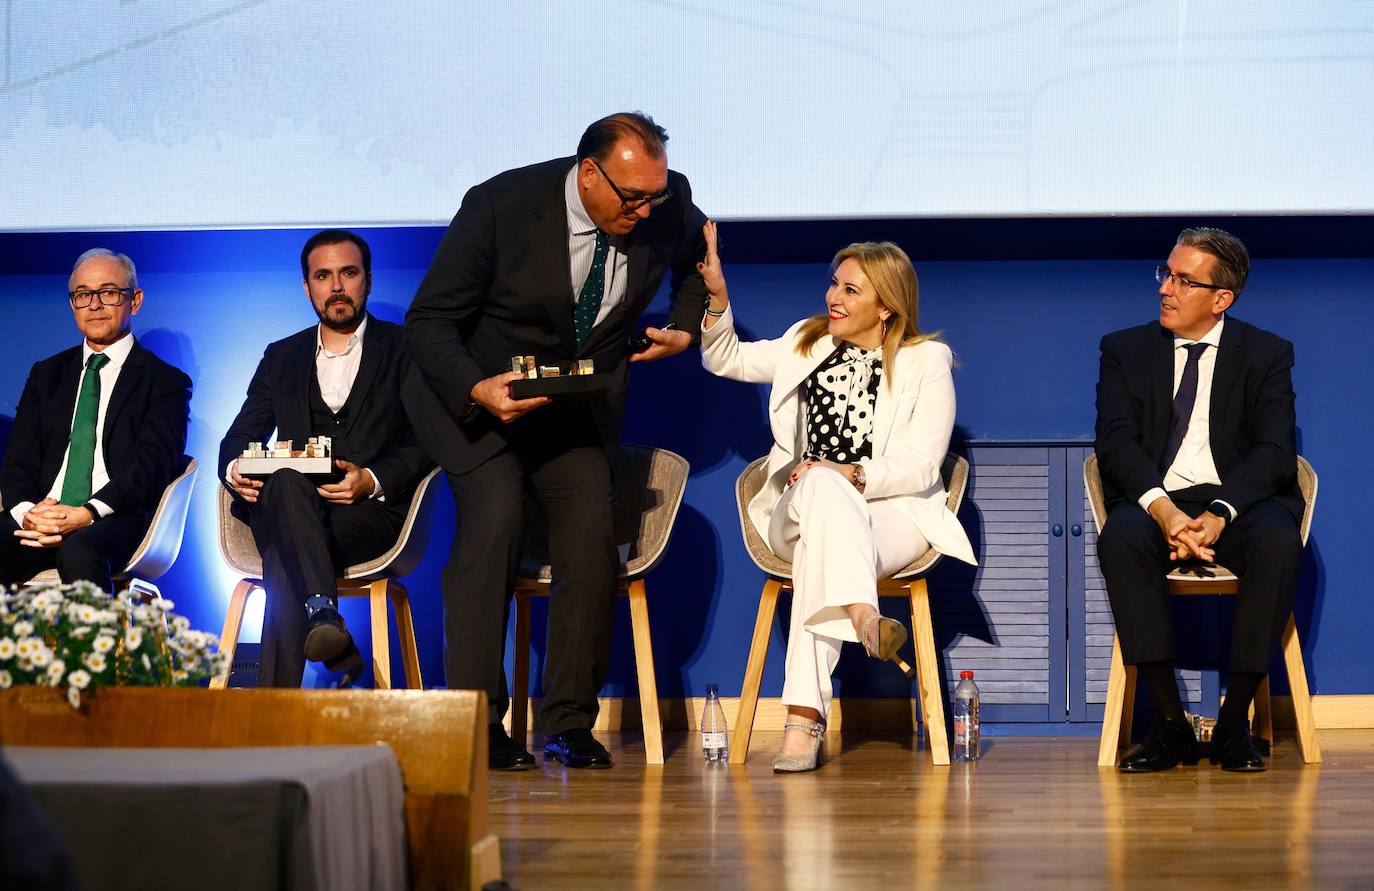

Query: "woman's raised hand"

xmin=698 ymin=220 xmax=728 ymax=307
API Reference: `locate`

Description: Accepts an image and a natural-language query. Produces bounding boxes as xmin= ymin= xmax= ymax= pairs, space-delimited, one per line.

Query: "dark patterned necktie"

xmin=60 ymin=351 xmax=111 ymax=505
xmin=1160 ymin=342 xmax=1209 ymax=473
xmin=573 ymin=229 xmax=610 ymax=345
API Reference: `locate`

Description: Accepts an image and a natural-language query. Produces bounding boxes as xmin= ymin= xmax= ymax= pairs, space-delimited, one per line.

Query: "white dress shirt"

xmin=1138 ymin=316 xmax=1236 ymax=519
xmin=9 ymin=332 xmax=135 ymax=526
xmin=565 ymin=165 xmax=629 ymax=328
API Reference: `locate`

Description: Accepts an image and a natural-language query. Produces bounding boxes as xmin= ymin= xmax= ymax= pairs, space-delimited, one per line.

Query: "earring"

xmin=881 ymin=317 xmax=889 ymax=340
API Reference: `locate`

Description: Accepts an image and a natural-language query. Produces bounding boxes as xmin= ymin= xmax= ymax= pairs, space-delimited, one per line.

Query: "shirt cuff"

xmin=10 ymin=501 xmax=35 ymax=527
xmin=1137 ymin=487 xmax=1169 ymax=513
xmin=224 ymin=459 xmax=237 ymax=485
xmin=86 ymin=499 xmax=113 ymax=519
xmin=1213 ymin=499 xmax=1238 ymax=522
xmin=365 ymin=468 xmax=385 ymax=502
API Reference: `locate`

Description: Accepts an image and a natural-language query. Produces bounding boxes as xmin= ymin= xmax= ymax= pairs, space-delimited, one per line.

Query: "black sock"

xmin=1138 ymin=660 xmax=1185 ymax=721
xmin=1218 ymin=671 xmax=1265 ymax=729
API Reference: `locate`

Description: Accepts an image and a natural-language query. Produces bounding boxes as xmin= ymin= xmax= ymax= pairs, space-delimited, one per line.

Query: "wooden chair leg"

xmin=369 ymin=580 xmax=392 ymax=689
xmin=210 ymin=579 xmax=256 ymax=690
xmin=1281 ymin=613 xmax=1322 ymax=763
xmin=729 ymin=578 xmax=782 ymax=765
xmin=1099 ymin=634 xmax=1135 ymax=768
xmin=389 ymin=580 xmax=424 ymax=690
xmin=626 ymin=579 xmax=664 ymax=765
xmin=1252 ymin=676 xmax=1274 ymax=747
xmin=909 ymin=578 xmax=949 ymax=766
xmin=510 ymin=590 xmax=533 ymax=747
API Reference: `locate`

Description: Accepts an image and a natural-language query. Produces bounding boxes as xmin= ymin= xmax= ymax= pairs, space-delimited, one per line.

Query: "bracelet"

xmin=705 ymin=305 xmax=726 ymax=317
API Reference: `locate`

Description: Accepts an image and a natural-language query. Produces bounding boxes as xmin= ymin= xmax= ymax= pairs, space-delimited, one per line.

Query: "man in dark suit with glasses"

xmin=1095 ymin=227 xmax=1303 ymax=773
xmin=405 ymin=112 xmax=708 ymax=770
xmin=1 ymin=249 xmax=190 ymax=592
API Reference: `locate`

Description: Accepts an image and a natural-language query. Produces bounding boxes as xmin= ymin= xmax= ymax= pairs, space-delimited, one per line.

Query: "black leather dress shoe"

xmin=489 ymin=724 xmax=536 ymax=772
xmin=303 ymin=595 xmax=353 ymax=665
xmin=1209 ymin=721 xmax=1267 ymax=772
xmin=543 ymin=728 xmax=613 ymax=769
xmin=1118 ymin=714 xmax=1200 ymax=772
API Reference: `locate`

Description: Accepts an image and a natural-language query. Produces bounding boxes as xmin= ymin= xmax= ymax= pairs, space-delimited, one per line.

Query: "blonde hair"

xmin=794 ymin=241 xmax=939 ymax=385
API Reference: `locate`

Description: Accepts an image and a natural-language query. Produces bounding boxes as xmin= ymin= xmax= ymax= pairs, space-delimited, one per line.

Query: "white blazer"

xmin=702 ymin=306 xmax=976 ymax=566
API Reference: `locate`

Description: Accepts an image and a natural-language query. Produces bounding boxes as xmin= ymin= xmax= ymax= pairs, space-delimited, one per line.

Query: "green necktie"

xmin=573 ymin=229 xmax=610 ymax=345
xmin=60 ymin=352 xmax=110 ymax=506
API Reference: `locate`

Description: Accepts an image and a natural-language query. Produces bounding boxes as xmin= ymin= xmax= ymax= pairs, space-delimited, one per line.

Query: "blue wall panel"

xmin=1 ymin=222 xmax=1369 ymax=700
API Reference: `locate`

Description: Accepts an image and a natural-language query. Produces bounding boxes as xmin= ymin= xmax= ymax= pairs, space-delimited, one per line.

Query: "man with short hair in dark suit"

xmin=220 ymin=230 xmax=432 ymax=688
xmin=405 ymin=112 xmax=708 ymax=770
xmin=1 ymin=249 xmax=191 ymax=592
xmin=1095 ymin=226 xmax=1303 ymax=773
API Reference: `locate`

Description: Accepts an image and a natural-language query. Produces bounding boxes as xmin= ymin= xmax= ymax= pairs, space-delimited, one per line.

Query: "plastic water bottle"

xmin=953 ymin=670 xmax=981 ymax=761
xmin=701 ymin=684 xmax=729 ymax=762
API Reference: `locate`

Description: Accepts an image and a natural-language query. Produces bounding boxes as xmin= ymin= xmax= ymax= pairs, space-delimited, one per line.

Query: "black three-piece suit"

xmin=219 ymin=316 xmax=432 ymax=686
xmin=0 ymin=339 xmax=191 ymax=590
xmin=1094 ymin=316 xmax=1303 ymax=674
xmin=404 ymin=157 xmax=707 ymax=733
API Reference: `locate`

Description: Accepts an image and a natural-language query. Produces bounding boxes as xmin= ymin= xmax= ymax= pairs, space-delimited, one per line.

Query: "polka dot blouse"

xmin=801 ymin=344 xmax=883 ymax=463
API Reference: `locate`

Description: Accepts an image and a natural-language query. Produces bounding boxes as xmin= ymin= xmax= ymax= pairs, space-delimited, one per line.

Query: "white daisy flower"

xmin=16 ymin=638 xmax=35 ymax=657
xmin=0 ymin=638 xmax=14 ymax=659
xmin=152 ymin=597 xmax=175 ymax=612
xmin=171 ymin=615 xmax=190 ymax=633
xmin=30 ymin=646 xmax=51 ymax=668
xmin=0 ymin=669 xmax=11 ymax=688
xmin=67 ymin=669 xmax=91 ymax=689
xmin=92 ymin=634 xmax=116 ymax=654
xmin=77 ymin=604 xmax=98 ymax=623
xmin=13 ymin=620 xmax=33 ymax=637
xmin=83 ymin=652 xmax=108 ymax=673
xmin=47 ymin=659 xmax=66 ymax=681
xmin=125 ymin=628 xmax=143 ymax=650
xmin=67 ymin=686 xmax=81 ymax=708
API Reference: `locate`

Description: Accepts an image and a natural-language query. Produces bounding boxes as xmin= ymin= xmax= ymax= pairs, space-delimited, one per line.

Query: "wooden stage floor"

xmin=490 ymin=730 xmax=1374 ymax=890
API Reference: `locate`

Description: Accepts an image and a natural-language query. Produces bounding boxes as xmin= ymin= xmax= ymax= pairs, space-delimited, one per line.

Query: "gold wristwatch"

xmin=850 ymin=463 xmax=866 ymax=493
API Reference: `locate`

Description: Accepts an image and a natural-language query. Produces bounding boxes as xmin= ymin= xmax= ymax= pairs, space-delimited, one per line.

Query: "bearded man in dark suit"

xmin=1 ymin=249 xmax=190 ymax=592
xmin=405 ymin=112 xmax=708 ymax=770
xmin=1095 ymin=227 xmax=1303 ymax=773
xmin=221 ymin=230 xmax=432 ymax=688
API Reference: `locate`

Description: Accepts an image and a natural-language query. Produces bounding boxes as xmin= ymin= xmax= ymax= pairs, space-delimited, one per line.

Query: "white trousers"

xmin=767 ymin=467 xmax=928 ymax=718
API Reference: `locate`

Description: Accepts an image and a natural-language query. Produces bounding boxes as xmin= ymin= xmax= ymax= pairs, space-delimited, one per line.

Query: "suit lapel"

xmin=102 ymin=343 xmax=146 ymax=443
xmin=338 ymin=316 xmax=384 ymax=438
xmin=871 ymin=347 xmax=903 ymax=455
xmin=1149 ymin=324 xmax=1174 ymax=460
xmin=534 ymin=164 xmax=577 ymax=351
xmin=52 ymin=349 xmax=83 ymax=447
xmin=289 ymin=331 xmax=316 ymax=440
xmin=772 ymin=333 xmax=842 ymax=411
xmin=1209 ymin=317 xmax=1242 ymax=443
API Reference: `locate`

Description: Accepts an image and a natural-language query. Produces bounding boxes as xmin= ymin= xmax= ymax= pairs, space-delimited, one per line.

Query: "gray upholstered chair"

xmin=21 ymin=456 xmax=199 ymax=599
xmin=730 ymin=453 xmax=970 ymax=767
xmin=509 ymin=444 xmax=688 ymax=765
xmin=210 ymin=466 xmax=442 ymax=690
xmin=1085 ymin=453 xmax=1321 ymax=766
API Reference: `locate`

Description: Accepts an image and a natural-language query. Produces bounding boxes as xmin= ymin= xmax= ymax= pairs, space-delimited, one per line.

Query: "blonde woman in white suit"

xmin=698 ymin=221 xmax=976 ymax=772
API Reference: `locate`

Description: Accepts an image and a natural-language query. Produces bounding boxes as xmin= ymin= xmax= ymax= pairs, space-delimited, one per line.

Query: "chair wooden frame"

xmin=211 ymin=467 xmax=443 ymax=690
xmin=1085 ymin=453 xmax=1322 ymax=767
xmin=729 ymin=453 xmax=970 ymax=767
xmin=508 ymin=445 xmax=688 ymax=766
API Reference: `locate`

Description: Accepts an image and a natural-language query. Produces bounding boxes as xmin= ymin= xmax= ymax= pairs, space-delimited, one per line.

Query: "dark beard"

xmin=316 ymin=297 xmax=366 ymax=332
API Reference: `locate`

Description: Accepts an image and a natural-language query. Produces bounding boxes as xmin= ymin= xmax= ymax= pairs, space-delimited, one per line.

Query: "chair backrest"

xmin=344 ymin=466 xmax=444 ymax=580
xmin=519 ymin=445 xmax=689 ymax=581
xmin=735 ymin=452 xmax=969 ymax=580
xmin=217 ymin=484 xmax=264 ymax=579
xmin=1084 ymin=452 xmax=1317 ymax=548
xmin=121 ymin=456 xmax=199 ymax=581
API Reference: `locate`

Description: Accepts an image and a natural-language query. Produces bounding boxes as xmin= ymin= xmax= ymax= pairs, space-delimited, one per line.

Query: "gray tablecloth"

xmin=5 ymin=745 xmax=407 ymax=891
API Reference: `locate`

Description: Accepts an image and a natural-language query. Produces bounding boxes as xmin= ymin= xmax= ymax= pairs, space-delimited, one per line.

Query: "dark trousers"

xmin=244 ymin=469 xmax=401 ymax=687
xmin=441 ymin=422 xmax=617 ymax=735
xmin=1097 ymin=487 xmax=1302 ymax=674
xmin=0 ymin=512 xmax=147 ymax=592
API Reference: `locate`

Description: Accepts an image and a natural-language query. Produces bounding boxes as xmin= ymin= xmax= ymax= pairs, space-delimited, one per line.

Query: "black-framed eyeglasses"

xmin=69 ymin=287 xmax=133 ymax=308
xmin=592 ymin=159 xmax=672 ymax=212
xmin=1155 ymin=265 xmax=1224 ymax=292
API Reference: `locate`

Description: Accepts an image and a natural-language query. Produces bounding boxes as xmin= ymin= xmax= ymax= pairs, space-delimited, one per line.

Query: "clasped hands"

xmin=14 ymin=498 xmax=94 ymax=548
xmin=787 ymin=457 xmax=857 ymax=489
xmin=230 ymin=459 xmax=375 ymax=505
xmin=1148 ymin=496 xmax=1226 ymax=562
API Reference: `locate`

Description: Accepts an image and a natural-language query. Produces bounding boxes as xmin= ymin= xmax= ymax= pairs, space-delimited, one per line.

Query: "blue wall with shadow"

xmin=1 ymin=217 xmax=1369 ymax=703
